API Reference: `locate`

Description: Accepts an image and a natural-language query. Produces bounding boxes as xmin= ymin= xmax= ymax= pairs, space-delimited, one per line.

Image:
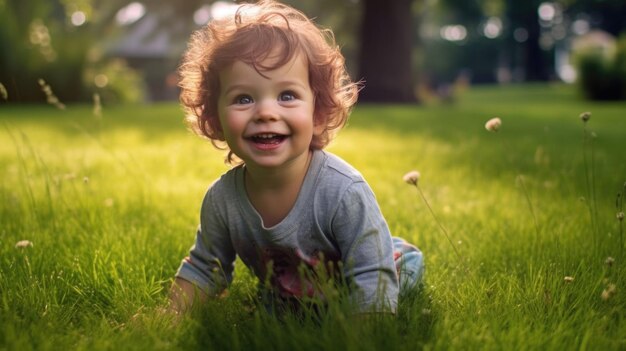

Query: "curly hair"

xmin=178 ymin=0 xmax=358 ymax=160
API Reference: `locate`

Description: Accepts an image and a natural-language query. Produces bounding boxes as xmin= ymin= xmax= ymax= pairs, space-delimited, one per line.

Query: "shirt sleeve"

xmin=175 ymin=187 xmax=236 ymax=296
xmin=331 ymin=181 xmax=399 ymax=313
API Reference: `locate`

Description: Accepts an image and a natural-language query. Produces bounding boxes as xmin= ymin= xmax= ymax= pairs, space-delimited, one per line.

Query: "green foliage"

xmin=0 ymin=84 xmax=625 ymax=350
xmin=84 ymin=58 xmax=145 ymax=104
xmin=574 ymin=34 xmax=626 ymax=101
xmin=0 ymin=0 xmax=143 ymax=103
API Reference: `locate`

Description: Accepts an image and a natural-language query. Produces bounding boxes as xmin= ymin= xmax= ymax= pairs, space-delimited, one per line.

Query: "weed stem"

xmin=517 ymin=175 xmax=541 ymax=250
xmin=582 ymin=124 xmax=598 ymax=250
xmin=413 ymin=184 xmax=462 ymax=263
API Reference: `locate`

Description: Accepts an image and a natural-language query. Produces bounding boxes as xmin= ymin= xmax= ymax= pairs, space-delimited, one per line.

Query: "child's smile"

xmin=217 ymin=52 xmax=322 ymax=170
xmin=246 ymin=132 xmax=288 ymax=150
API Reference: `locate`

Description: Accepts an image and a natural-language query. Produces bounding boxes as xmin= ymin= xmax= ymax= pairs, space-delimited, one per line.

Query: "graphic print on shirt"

xmin=258 ymin=247 xmax=340 ymax=299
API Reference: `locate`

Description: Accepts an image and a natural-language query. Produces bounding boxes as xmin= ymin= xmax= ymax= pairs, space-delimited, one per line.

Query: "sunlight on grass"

xmin=1 ymin=85 xmax=625 ymax=350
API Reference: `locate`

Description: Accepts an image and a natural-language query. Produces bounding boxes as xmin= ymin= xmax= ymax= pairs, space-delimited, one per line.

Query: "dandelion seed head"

xmin=607 ymin=283 xmax=616 ymax=294
xmin=403 ymin=170 xmax=420 ymax=186
xmin=601 ymin=283 xmax=616 ymax=301
xmin=605 ymin=256 xmax=615 ymax=267
xmin=579 ymin=111 xmax=591 ymax=123
xmin=564 ymin=276 xmax=574 ymax=283
xmin=601 ymin=289 xmax=610 ymax=300
xmin=485 ymin=117 xmax=502 ymax=132
xmin=15 ymin=240 xmax=33 ymax=248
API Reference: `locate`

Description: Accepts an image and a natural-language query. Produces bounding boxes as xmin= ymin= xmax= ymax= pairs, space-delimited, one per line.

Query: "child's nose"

xmin=254 ymin=99 xmax=279 ymax=122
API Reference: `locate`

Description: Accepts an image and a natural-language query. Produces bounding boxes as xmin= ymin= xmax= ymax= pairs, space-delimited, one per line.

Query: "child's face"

xmin=216 ymin=53 xmax=322 ymax=170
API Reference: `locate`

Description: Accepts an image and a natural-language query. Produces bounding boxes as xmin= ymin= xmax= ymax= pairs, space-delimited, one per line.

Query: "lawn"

xmin=1 ymin=83 xmax=625 ymax=350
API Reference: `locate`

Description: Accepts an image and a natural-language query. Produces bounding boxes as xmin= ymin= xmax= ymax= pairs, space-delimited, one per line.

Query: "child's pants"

xmin=392 ymin=237 xmax=424 ymax=295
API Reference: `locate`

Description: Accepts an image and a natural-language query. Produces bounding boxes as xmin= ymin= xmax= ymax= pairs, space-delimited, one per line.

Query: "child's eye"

xmin=234 ymin=95 xmax=253 ymax=105
xmin=278 ymin=91 xmax=297 ymax=102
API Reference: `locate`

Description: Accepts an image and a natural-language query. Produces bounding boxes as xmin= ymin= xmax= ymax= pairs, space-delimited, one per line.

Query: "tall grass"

xmin=1 ymin=84 xmax=625 ymax=350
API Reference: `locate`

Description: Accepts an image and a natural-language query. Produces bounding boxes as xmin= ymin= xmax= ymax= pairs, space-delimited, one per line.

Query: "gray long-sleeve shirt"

xmin=176 ymin=150 xmax=399 ymax=312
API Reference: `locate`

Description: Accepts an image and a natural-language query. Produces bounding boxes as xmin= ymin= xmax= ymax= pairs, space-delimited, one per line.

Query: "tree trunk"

xmin=357 ymin=0 xmax=416 ymax=103
xmin=506 ymin=0 xmax=550 ymax=81
xmin=524 ymin=13 xmax=550 ymax=81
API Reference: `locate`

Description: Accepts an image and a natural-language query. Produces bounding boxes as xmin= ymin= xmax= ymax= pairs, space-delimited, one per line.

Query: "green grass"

xmin=1 ymin=83 xmax=625 ymax=350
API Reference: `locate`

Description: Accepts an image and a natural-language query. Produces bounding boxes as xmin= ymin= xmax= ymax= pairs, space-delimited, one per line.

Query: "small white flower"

xmin=403 ymin=170 xmax=420 ymax=186
xmin=605 ymin=257 xmax=615 ymax=267
xmin=15 ymin=240 xmax=33 ymax=248
xmin=564 ymin=276 xmax=574 ymax=283
xmin=579 ymin=111 xmax=591 ymax=123
xmin=601 ymin=283 xmax=616 ymax=301
xmin=617 ymin=212 xmax=624 ymax=221
xmin=485 ymin=117 xmax=502 ymax=132
xmin=607 ymin=283 xmax=616 ymax=294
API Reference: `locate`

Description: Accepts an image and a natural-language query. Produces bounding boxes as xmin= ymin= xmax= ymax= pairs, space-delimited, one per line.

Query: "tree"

xmin=421 ymin=0 xmax=503 ymax=84
xmin=0 ymin=0 xmax=145 ymax=103
xmin=357 ymin=0 xmax=416 ymax=103
xmin=0 ymin=0 xmax=87 ymax=102
xmin=505 ymin=0 xmax=551 ymax=81
xmin=282 ymin=0 xmax=361 ymax=78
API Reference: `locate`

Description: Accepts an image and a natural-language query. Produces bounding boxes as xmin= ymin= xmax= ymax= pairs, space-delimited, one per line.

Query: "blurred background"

xmin=1 ymin=0 xmax=625 ymax=105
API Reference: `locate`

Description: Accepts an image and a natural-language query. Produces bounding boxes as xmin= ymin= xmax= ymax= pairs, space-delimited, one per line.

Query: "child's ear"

xmin=313 ymin=113 xmax=326 ymax=136
xmin=313 ymin=123 xmax=325 ymax=136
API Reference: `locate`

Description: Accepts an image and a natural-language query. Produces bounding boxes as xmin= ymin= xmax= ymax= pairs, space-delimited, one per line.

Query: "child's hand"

xmin=168 ymin=277 xmax=208 ymax=314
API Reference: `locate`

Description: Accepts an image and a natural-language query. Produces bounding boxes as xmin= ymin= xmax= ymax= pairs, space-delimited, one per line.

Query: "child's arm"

xmin=331 ymin=181 xmax=400 ymax=314
xmin=171 ymin=186 xmax=236 ymax=312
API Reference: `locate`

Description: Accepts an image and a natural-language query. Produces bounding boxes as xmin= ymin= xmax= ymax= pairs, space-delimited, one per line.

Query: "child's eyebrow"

xmin=223 ymin=80 xmax=308 ymax=96
xmin=274 ymin=78 xmax=308 ymax=90
xmin=222 ymin=84 xmax=250 ymax=96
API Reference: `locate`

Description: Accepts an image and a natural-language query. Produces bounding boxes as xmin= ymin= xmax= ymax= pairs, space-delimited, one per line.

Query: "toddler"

xmin=170 ymin=0 xmax=423 ymax=315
